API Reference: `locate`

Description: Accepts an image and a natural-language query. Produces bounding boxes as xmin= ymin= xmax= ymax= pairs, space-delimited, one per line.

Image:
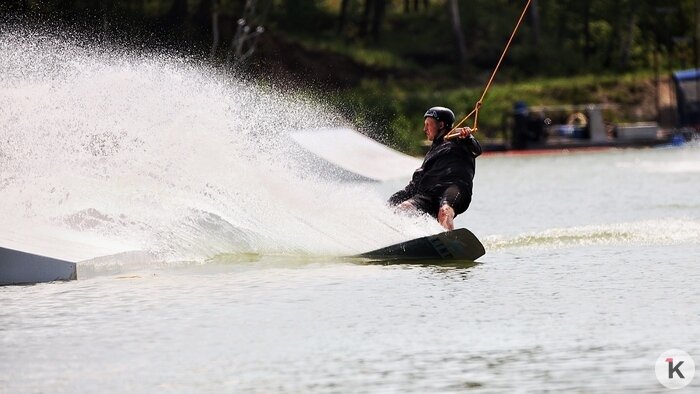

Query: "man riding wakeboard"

xmin=388 ymin=106 xmax=482 ymax=230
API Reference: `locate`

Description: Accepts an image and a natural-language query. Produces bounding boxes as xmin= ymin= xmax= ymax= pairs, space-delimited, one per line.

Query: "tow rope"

xmin=445 ymin=0 xmax=532 ymax=140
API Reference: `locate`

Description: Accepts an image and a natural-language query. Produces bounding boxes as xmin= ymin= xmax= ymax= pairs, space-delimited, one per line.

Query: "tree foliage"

xmin=4 ymin=0 xmax=697 ymax=76
xmin=4 ymin=0 xmax=698 ymax=151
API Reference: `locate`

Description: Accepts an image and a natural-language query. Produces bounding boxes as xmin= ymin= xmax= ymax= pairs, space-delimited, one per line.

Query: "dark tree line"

xmin=2 ymin=0 xmax=699 ymax=77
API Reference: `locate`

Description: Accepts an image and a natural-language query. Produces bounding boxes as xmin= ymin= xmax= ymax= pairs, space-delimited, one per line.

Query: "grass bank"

xmin=330 ymin=71 xmax=661 ymax=155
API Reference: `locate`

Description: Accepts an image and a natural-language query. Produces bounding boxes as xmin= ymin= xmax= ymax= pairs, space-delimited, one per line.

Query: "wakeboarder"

xmin=388 ymin=106 xmax=482 ymax=230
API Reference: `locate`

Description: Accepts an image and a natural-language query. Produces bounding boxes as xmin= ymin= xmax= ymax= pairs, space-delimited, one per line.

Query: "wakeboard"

xmin=357 ymin=228 xmax=485 ymax=261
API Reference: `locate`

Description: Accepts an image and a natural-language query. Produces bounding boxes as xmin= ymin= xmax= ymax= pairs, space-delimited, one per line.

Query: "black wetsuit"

xmin=388 ymin=131 xmax=482 ymax=218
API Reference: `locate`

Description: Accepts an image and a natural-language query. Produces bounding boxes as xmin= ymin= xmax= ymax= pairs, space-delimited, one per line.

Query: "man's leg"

xmin=438 ymin=204 xmax=455 ymax=230
xmin=394 ymin=195 xmax=433 ymax=217
xmin=396 ymin=200 xmax=420 ymax=215
xmin=437 ymin=185 xmax=471 ymax=231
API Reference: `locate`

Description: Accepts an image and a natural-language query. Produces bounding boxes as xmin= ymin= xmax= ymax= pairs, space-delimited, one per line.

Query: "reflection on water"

xmin=360 ymin=259 xmax=480 ymax=272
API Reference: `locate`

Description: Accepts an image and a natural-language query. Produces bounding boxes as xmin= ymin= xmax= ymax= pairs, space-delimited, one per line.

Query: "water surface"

xmin=1 ymin=30 xmax=699 ymax=392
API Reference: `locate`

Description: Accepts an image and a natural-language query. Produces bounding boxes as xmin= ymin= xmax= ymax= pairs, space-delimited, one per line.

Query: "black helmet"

xmin=424 ymin=106 xmax=455 ymax=128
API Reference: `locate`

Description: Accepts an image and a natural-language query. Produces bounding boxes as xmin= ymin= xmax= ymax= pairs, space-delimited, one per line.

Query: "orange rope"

xmin=446 ymin=0 xmax=532 ymax=140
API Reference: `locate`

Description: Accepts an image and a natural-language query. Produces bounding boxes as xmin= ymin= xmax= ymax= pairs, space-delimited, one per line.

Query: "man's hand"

xmin=454 ymin=127 xmax=474 ymax=139
xmin=438 ymin=204 xmax=455 ymax=231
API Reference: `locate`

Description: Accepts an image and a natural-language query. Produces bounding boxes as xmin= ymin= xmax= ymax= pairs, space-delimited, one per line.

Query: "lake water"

xmin=2 ymin=30 xmax=699 ymax=392
xmin=3 ymin=147 xmax=699 ymax=393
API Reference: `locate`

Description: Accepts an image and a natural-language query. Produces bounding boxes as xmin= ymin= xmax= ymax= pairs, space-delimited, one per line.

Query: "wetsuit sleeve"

xmin=388 ymin=181 xmax=417 ymax=206
xmin=463 ymin=135 xmax=482 ymax=157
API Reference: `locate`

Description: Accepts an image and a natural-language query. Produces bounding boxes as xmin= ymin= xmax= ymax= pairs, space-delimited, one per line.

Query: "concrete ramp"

xmin=290 ymin=127 xmax=421 ymax=182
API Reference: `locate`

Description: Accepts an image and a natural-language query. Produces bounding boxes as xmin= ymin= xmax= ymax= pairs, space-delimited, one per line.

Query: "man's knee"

xmin=441 ymin=185 xmax=471 ymax=216
xmin=453 ymin=198 xmax=471 ymax=216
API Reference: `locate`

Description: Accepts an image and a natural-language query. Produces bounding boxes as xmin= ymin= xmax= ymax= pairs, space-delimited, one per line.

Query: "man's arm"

xmin=464 ymin=135 xmax=482 ymax=157
xmin=452 ymin=127 xmax=482 ymax=157
xmin=388 ymin=181 xmax=417 ymax=206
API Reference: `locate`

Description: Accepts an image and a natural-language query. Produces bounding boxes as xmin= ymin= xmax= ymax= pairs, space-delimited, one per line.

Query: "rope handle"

xmin=445 ymin=0 xmax=532 ymax=141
